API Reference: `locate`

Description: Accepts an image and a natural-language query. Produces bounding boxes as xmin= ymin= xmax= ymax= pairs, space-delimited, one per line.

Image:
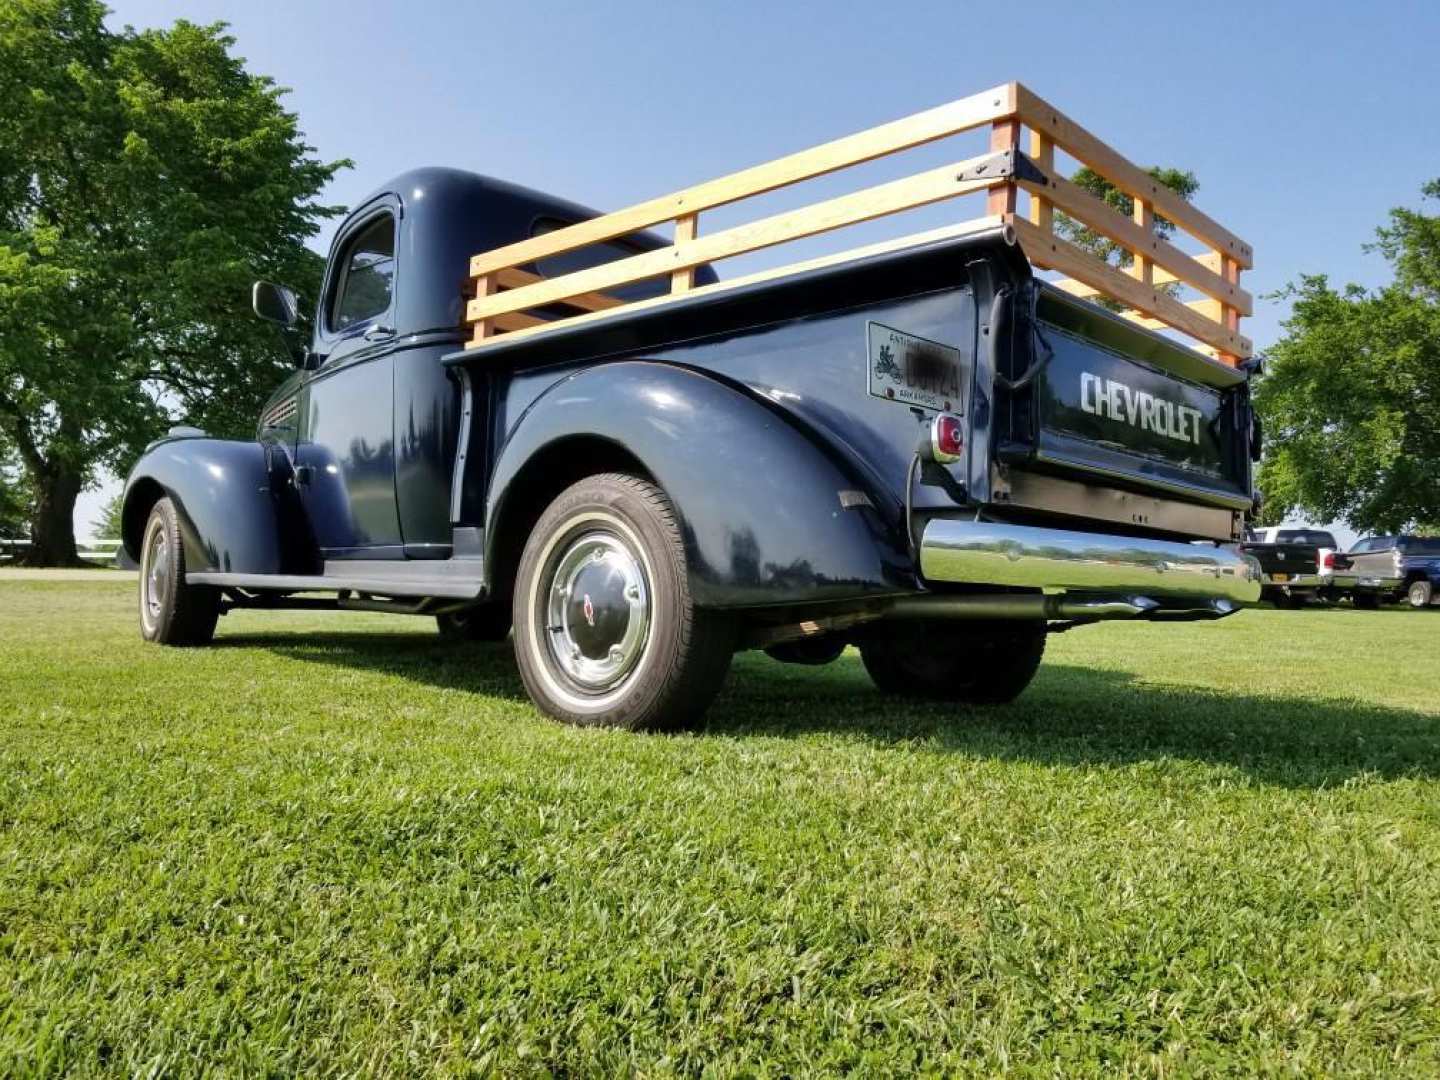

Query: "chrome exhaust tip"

xmin=884 ymin=592 xmax=1241 ymax=624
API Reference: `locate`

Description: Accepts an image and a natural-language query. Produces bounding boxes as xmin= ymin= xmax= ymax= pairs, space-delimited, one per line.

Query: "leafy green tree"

xmin=1255 ymin=181 xmax=1440 ymax=534
xmin=91 ymin=491 xmax=122 ymax=540
xmin=0 ymin=0 xmax=346 ymax=564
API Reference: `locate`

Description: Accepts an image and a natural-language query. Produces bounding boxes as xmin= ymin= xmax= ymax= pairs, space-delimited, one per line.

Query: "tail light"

xmin=929 ymin=413 xmax=964 ymax=464
xmin=1319 ymin=551 xmax=1335 ymax=570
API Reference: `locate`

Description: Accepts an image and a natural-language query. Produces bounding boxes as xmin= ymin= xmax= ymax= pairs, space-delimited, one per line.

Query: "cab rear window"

xmin=530 ymin=218 xmax=717 ymax=302
xmin=531 ymin=219 xmax=664 ymax=303
xmin=1276 ymin=530 xmax=1337 ymax=546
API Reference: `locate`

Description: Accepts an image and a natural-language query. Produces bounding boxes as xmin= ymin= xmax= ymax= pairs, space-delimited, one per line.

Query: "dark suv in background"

xmin=1347 ymin=536 xmax=1440 ymax=609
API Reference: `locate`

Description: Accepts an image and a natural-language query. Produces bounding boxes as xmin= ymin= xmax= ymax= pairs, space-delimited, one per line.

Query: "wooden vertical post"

xmin=470 ymin=273 xmax=496 ymax=343
xmin=1218 ymin=254 xmax=1241 ymax=366
xmin=1027 ymin=129 xmax=1053 ymax=234
xmin=671 ymin=213 xmax=698 ymax=293
xmin=1130 ymin=197 xmax=1154 ymax=288
xmin=986 ymin=119 xmax=1020 ymax=217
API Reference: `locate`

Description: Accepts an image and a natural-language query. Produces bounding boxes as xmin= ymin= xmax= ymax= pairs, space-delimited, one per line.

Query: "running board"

xmin=188 ymin=558 xmax=485 ymax=601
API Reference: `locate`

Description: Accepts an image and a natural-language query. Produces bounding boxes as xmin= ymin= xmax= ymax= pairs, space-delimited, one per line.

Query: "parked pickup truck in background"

xmin=120 ymin=82 xmax=1261 ymax=730
xmin=1240 ymin=527 xmax=1353 ymax=608
xmin=1347 ymin=535 xmax=1440 ymax=609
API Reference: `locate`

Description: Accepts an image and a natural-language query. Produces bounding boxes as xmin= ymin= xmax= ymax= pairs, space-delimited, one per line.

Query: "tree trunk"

xmin=20 ymin=464 xmax=85 ymax=567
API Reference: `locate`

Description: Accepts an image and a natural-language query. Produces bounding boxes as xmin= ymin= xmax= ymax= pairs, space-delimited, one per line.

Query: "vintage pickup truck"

xmin=121 ymin=82 xmax=1261 ymax=729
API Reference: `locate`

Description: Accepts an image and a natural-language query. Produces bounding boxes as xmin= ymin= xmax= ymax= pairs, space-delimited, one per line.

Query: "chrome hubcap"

xmin=544 ymin=530 xmax=650 ymax=692
xmin=1411 ymin=583 xmax=1428 ymax=606
xmin=144 ymin=529 xmax=169 ymax=620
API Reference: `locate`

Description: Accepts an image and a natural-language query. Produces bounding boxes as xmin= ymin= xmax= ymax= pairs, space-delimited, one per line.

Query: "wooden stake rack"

xmin=463 ymin=82 xmax=1253 ymax=363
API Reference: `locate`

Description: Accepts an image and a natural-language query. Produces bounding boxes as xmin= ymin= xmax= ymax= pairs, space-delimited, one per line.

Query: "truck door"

xmin=296 ymin=199 xmax=404 ymax=558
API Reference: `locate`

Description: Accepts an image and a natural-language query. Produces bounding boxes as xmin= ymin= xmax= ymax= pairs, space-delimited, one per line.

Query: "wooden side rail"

xmin=1008 ymin=85 xmax=1252 ymax=362
xmin=463 ymin=82 xmax=1252 ymax=363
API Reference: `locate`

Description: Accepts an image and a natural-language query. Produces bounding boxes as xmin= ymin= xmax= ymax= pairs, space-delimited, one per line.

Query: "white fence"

xmin=0 ymin=538 xmax=124 ymax=565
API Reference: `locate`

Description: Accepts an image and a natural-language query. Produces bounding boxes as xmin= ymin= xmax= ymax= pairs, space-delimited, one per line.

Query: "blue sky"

xmin=80 ymin=0 xmax=1440 ymax=542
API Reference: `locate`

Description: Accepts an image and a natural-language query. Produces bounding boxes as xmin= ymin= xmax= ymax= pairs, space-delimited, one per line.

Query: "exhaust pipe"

xmin=885 ymin=594 xmax=1160 ymax=622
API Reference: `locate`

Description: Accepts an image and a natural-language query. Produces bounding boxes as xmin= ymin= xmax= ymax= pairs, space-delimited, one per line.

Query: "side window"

xmin=329 ymin=213 xmax=396 ymax=332
xmin=1351 ymin=539 xmax=1373 ymax=554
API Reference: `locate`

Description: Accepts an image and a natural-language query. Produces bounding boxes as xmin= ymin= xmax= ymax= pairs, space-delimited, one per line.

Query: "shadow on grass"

xmin=219 ymin=630 xmax=530 ymax=704
xmin=220 ymin=629 xmax=1439 ymax=788
xmin=710 ymin=657 xmax=1440 ymax=788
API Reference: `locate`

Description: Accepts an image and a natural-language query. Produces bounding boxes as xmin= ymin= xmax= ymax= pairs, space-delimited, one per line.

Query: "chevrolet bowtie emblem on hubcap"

xmin=583 ymin=593 xmax=595 ymax=627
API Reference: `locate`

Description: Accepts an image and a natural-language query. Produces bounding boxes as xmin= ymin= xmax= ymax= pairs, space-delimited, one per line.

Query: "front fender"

xmin=486 ymin=361 xmax=912 ymax=608
xmin=121 ymin=435 xmax=313 ymax=575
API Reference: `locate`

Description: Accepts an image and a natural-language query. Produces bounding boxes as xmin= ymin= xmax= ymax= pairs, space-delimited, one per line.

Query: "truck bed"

xmin=447 ymin=223 xmax=1250 ymax=542
xmin=442 ymin=80 xmax=1259 ymax=614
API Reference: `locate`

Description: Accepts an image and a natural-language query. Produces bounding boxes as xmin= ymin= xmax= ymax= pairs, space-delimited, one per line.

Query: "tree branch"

xmin=0 ymin=388 xmax=48 ymax=476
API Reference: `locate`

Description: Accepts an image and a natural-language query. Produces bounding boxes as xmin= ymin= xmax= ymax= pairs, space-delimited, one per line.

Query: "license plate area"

xmin=867 ymin=322 xmax=964 ymax=413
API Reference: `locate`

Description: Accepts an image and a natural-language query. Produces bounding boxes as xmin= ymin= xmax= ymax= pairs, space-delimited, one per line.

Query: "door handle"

xmin=363 ymin=323 xmax=395 ymax=343
xmin=294 ymin=465 xmax=315 ymax=487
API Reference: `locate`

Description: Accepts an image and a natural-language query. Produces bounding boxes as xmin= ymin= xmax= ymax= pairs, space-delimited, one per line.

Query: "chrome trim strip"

xmin=920 ymin=519 xmax=1262 ymax=604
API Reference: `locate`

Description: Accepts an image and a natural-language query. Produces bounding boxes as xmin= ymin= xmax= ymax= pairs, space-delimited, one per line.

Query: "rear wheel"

xmin=512 ymin=473 xmax=733 ymax=730
xmin=1408 ymin=580 xmax=1433 ymax=609
xmin=138 ymin=497 xmax=220 ymax=646
xmin=860 ymin=620 xmax=1046 ymax=705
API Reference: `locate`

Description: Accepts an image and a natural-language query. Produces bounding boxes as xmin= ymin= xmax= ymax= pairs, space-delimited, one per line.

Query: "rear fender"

xmin=121 ymin=435 xmax=316 ymax=575
xmin=483 ymin=361 xmax=912 ymax=608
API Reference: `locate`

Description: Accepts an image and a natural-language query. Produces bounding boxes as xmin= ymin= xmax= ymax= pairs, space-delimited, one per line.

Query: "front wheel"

xmin=1408 ymin=580 xmax=1434 ymax=609
xmin=138 ymin=497 xmax=220 ymax=646
xmin=860 ymin=620 xmax=1046 ymax=705
xmin=512 ymin=473 xmax=733 ymax=731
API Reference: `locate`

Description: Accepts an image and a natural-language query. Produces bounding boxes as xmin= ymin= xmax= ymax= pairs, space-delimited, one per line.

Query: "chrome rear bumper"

xmin=920 ymin=520 xmax=1262 ymax=605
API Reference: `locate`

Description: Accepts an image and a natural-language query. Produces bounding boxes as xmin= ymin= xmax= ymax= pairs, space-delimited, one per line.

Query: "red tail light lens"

xmin=931 ymin=413 xmax=964 ymax=464
xmin=1320 ymin=551 xmax=1335 ymax=570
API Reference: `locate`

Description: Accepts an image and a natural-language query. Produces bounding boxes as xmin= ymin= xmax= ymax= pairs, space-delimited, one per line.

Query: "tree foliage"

xmin=1255 ymin=181 xmax=1440 ymax=534
xmin=1055 ymin=165 xmax=1199 ymax=273
xmin=0 ymin=0 xmax=347 ymax=562
xmin=91 ymin=490 xmax=122 ymax=540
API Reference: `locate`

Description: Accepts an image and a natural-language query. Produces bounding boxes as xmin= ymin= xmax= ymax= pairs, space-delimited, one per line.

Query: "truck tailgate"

xmin=995 ymin=283 xmax=1252 ymax=512
xmin=1239 ymin=543 xmax=1322 ymax=578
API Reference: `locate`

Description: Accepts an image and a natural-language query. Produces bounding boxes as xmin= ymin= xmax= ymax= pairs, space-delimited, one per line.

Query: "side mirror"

xmin=252 ymin=280 xmax=299 ymax=327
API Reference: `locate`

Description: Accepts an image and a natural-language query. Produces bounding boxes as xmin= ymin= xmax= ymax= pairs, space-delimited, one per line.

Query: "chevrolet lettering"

xmin=1080 ymin=371 xmax=1204 ymax=446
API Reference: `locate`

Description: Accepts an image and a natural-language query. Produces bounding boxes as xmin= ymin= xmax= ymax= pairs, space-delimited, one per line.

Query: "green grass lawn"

xmin=2 ymin=576 xmax=1439 ymax=1076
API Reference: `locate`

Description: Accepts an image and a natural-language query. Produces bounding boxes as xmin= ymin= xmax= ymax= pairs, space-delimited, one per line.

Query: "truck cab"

xmin=122 ymin=83 xmax=1262 ymax=730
